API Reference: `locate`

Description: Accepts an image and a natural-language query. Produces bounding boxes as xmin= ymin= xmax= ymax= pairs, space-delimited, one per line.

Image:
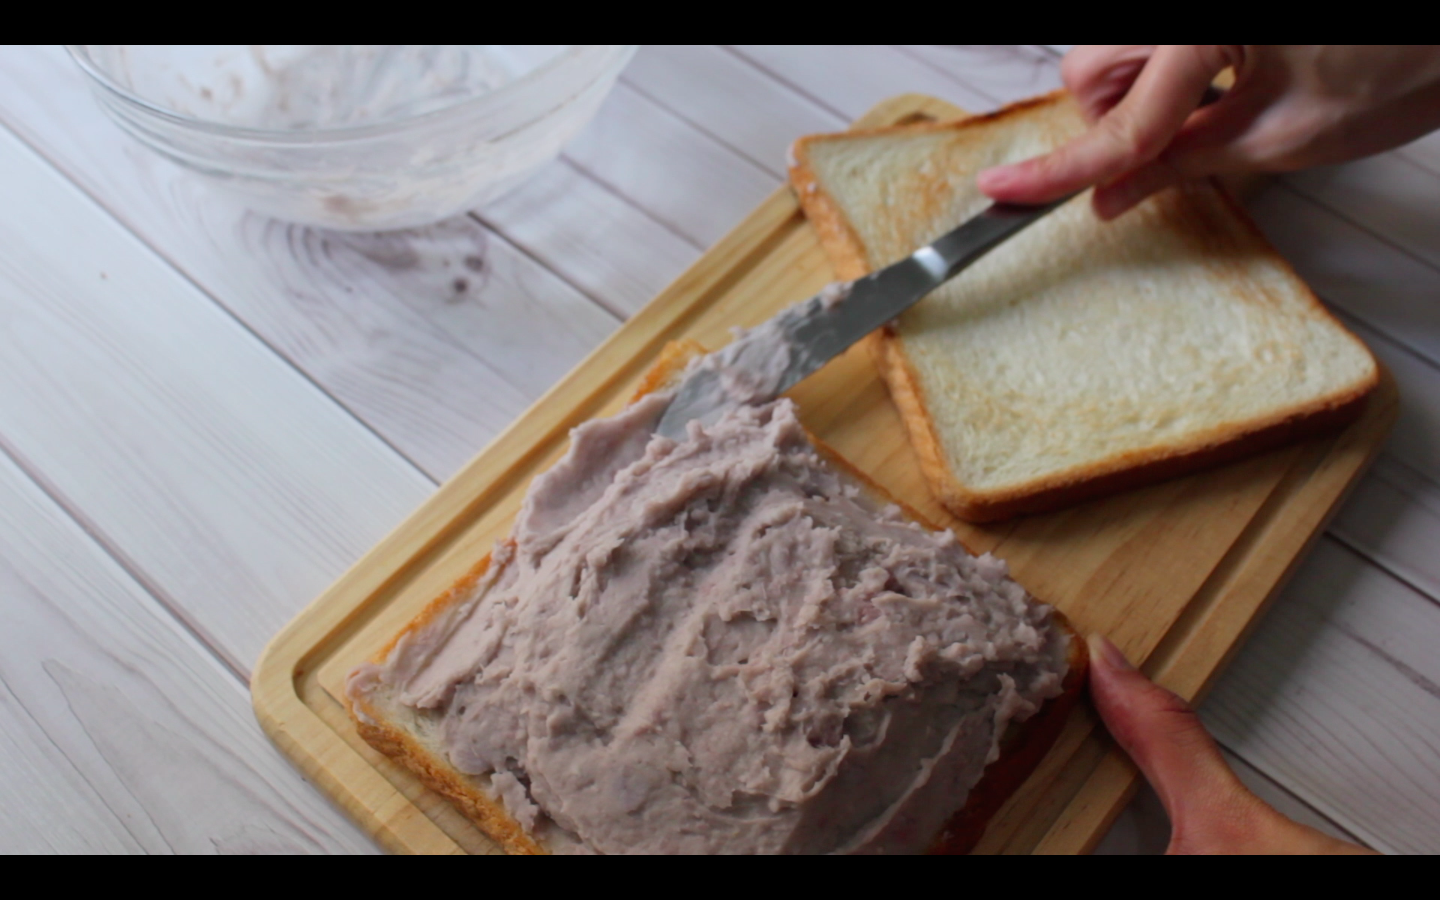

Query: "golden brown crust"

xmin=870 ymin=305 xmax=1374 ymax=523
xmin=348 ymin=339 xmax=1088 ymax=854
xmin=786 ymin=156 xmax=871 ymax=282
xmin=786 ymin=90 xmax=1069 ymax=284
xmin=789 ymin=91 xmax=1380 ymax=523
xmin=865 ymin=328 xmax=966 ymax=516
xmin=628 ymin=338 xmax=709 ymax=402
xmin=349 ymin=545 xmax=550 ymax=854
xmin=372 ymin=549 xmax=501 ymax=663
xmin=352 ymin=687 xmax=546 ymax=856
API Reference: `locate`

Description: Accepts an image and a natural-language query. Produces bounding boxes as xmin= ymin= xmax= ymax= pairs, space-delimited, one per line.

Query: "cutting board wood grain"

xmin=253 ymin=93 xmax=1397 ymax=855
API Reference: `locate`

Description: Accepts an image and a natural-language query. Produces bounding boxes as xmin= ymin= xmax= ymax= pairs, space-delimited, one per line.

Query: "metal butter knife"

xmin=655 ymin=194 xmax=1077 ymax=440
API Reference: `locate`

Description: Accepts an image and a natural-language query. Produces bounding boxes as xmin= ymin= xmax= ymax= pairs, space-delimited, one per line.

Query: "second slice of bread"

xmin=789 ymin=92 xmax=1379 ymax=522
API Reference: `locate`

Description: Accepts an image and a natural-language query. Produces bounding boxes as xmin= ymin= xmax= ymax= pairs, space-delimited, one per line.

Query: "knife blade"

xmin=654 ymin=193 xmax=1077 ymax=440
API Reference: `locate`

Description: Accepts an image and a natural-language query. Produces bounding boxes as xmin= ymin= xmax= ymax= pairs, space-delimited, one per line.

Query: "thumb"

xmin=1086 ymin=634 xmax=1267 ymax=853
xmin=978 ymin=45 xmax=1237 ymax=205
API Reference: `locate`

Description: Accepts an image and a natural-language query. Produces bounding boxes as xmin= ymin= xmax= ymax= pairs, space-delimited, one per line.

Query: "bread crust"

xmin=349 ymin=545 xmax=550 ymax=855
xmin=350 ymin=667 xmax=547 ymax=856
xmin=788 ymin=90 xmax=1379 ymax=523
xmin=870 ymin=311 xmax=1374 ymax=523
xmin=347 ymin=340 xmax=1087 ymax=854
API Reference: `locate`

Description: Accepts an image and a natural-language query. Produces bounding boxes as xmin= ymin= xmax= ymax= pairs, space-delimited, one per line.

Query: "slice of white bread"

xmin=347 ymin=340 xmax=1087 ymax=854
xmin=788 ymin=92 xmax=1380 ymax=522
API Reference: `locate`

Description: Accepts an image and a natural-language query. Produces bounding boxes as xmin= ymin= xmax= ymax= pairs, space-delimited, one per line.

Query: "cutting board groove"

xmin=253 ymin=94 xmax=1396 ymax=855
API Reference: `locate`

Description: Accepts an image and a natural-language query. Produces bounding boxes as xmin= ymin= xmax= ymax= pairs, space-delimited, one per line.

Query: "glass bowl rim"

xmin=65 ymin=44 xmax=637 ymax=144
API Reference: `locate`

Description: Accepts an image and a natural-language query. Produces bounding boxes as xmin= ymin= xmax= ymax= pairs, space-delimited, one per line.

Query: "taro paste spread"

xmin=351 ymin=388 xmax=1069 ymax=854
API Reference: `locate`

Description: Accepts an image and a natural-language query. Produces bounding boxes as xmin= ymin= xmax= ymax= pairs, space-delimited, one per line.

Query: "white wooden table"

xmin=1 ymin=45 xmax=1437 ymax=855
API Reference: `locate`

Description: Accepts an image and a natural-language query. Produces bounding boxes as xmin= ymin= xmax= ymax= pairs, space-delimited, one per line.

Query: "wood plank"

xmin=562 ymin=82 xmax=780 ymax=248
xmin=896 ymin=45 xmax=1065 ymax=104
xmin=1320 ymin=316 xmax=1440 ymax=606
xmin=728 ymin=44 xmax=1000 ymax=120
xmin=1239 ymin=187 xmax=1440 ymax=608
xmin=1332 ymin=455 xmax=1440 ymax=602
xmin=474 ymin=157 xmax=698 ymax=318
xmin=0 ymin=120 xmax=434 ymax=675
xmin=1285 ymin=153 xmax=1440 ymax=274
xmin=0 ymin=45 xmax=620 ymax=481
xmin=1202 ymin=538 xmax=1440 ymax=854
xmin=1339 ymin=318 xmax=1440 ymax=485
xmin=1392 ymin=127 xmax=1440 ymax=171
xmin=623 ymin=45 xmax=845 ymax=178
xmin=1244 ymin=185 xmax=1440 ymax=372
xmin=0 ymin=449 xmax=374 ymax=854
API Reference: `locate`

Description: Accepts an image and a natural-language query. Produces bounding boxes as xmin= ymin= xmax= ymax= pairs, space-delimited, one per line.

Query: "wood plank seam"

xmin=1393 ymin=145 xmax=1440 ymax=180
xmin=1330 ymin=311 xmax=1440 ymax=494
xmin=718 ymin=45 xmax=853 ymax=123
xmin=1318 ymin=542 xmax=1440 ymax=695
xmin=556 ymin=83 xmax=783 ymax=250
xmin=0 ymin=431 xmax=251 ymax=686
xmin=0 ymin=451 xmax=375 ymax=852
xmin=0 ymin=114 xmax=440 ymax=669
xmin=1277 ymin=178 xmax=1440 ymax=296
xmin=1330 ymin=514 xmax=1440 ymax=615
xmin=1039 ymin=421 xmax=1362 ymax=849
xmin=461 ymin=211 xmax=627 ymax=324
xmin=557 ymin=148 xmax=712 ymax=252
xmin=0 ymin=66 xmax=624 ymax=482
xmin=618 ymin=71 xmax=816 ymax=181
xmin=550 ymin=154 xmax=707 ymax=253
xmin=1216 ymin=737 xmax=1367 ymax=843
xmin=1335 ymin=308 xmax=1440 ymax=390
xmin=887 ymin=45 xmax=1024 ymax=104
xmin=1131 ymin=414 xmax=1391 ymax=844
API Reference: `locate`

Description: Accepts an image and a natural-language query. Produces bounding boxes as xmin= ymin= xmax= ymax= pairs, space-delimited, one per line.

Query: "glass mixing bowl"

xmin=67 ymin=45 xmax=636 ymax=231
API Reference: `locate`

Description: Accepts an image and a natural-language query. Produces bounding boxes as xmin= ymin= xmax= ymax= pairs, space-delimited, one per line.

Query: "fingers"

xmin=1090 ymin=83 xmax=1269 ymax=218
xmin=1086 ymin=633 xmax=1266 ymax=853
xmin=1087 ymin=635 xmax=1241 ymax=815
xmin=1089 ymin=634 xmax=1378 ymax=855
xmin=1090 ymin=157 xmax=1195 ymax=219
xmin=978 ymin=45 xmax=1240 ymax=205
xmin=1062 ymin=45 xmax=1156 ymax=123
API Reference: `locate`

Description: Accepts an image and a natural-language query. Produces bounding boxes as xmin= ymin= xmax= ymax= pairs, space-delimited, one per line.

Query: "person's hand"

xmin=979 ymin=45 xmax=1440 ymax=219
xmin=1087 ymin=633 xmax=1374 ymax=854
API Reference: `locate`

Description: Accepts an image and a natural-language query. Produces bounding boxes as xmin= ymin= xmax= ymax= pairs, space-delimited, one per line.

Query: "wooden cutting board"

xmin=252 ymin=93 xmax=1397 ymax=855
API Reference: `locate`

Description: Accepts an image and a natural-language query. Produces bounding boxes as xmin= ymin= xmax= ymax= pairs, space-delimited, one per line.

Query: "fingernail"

xmin=976 ymin=165 xmax=1014 ymax=191
xmin=1088 ymin=633 xmax=1135 ymax=672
